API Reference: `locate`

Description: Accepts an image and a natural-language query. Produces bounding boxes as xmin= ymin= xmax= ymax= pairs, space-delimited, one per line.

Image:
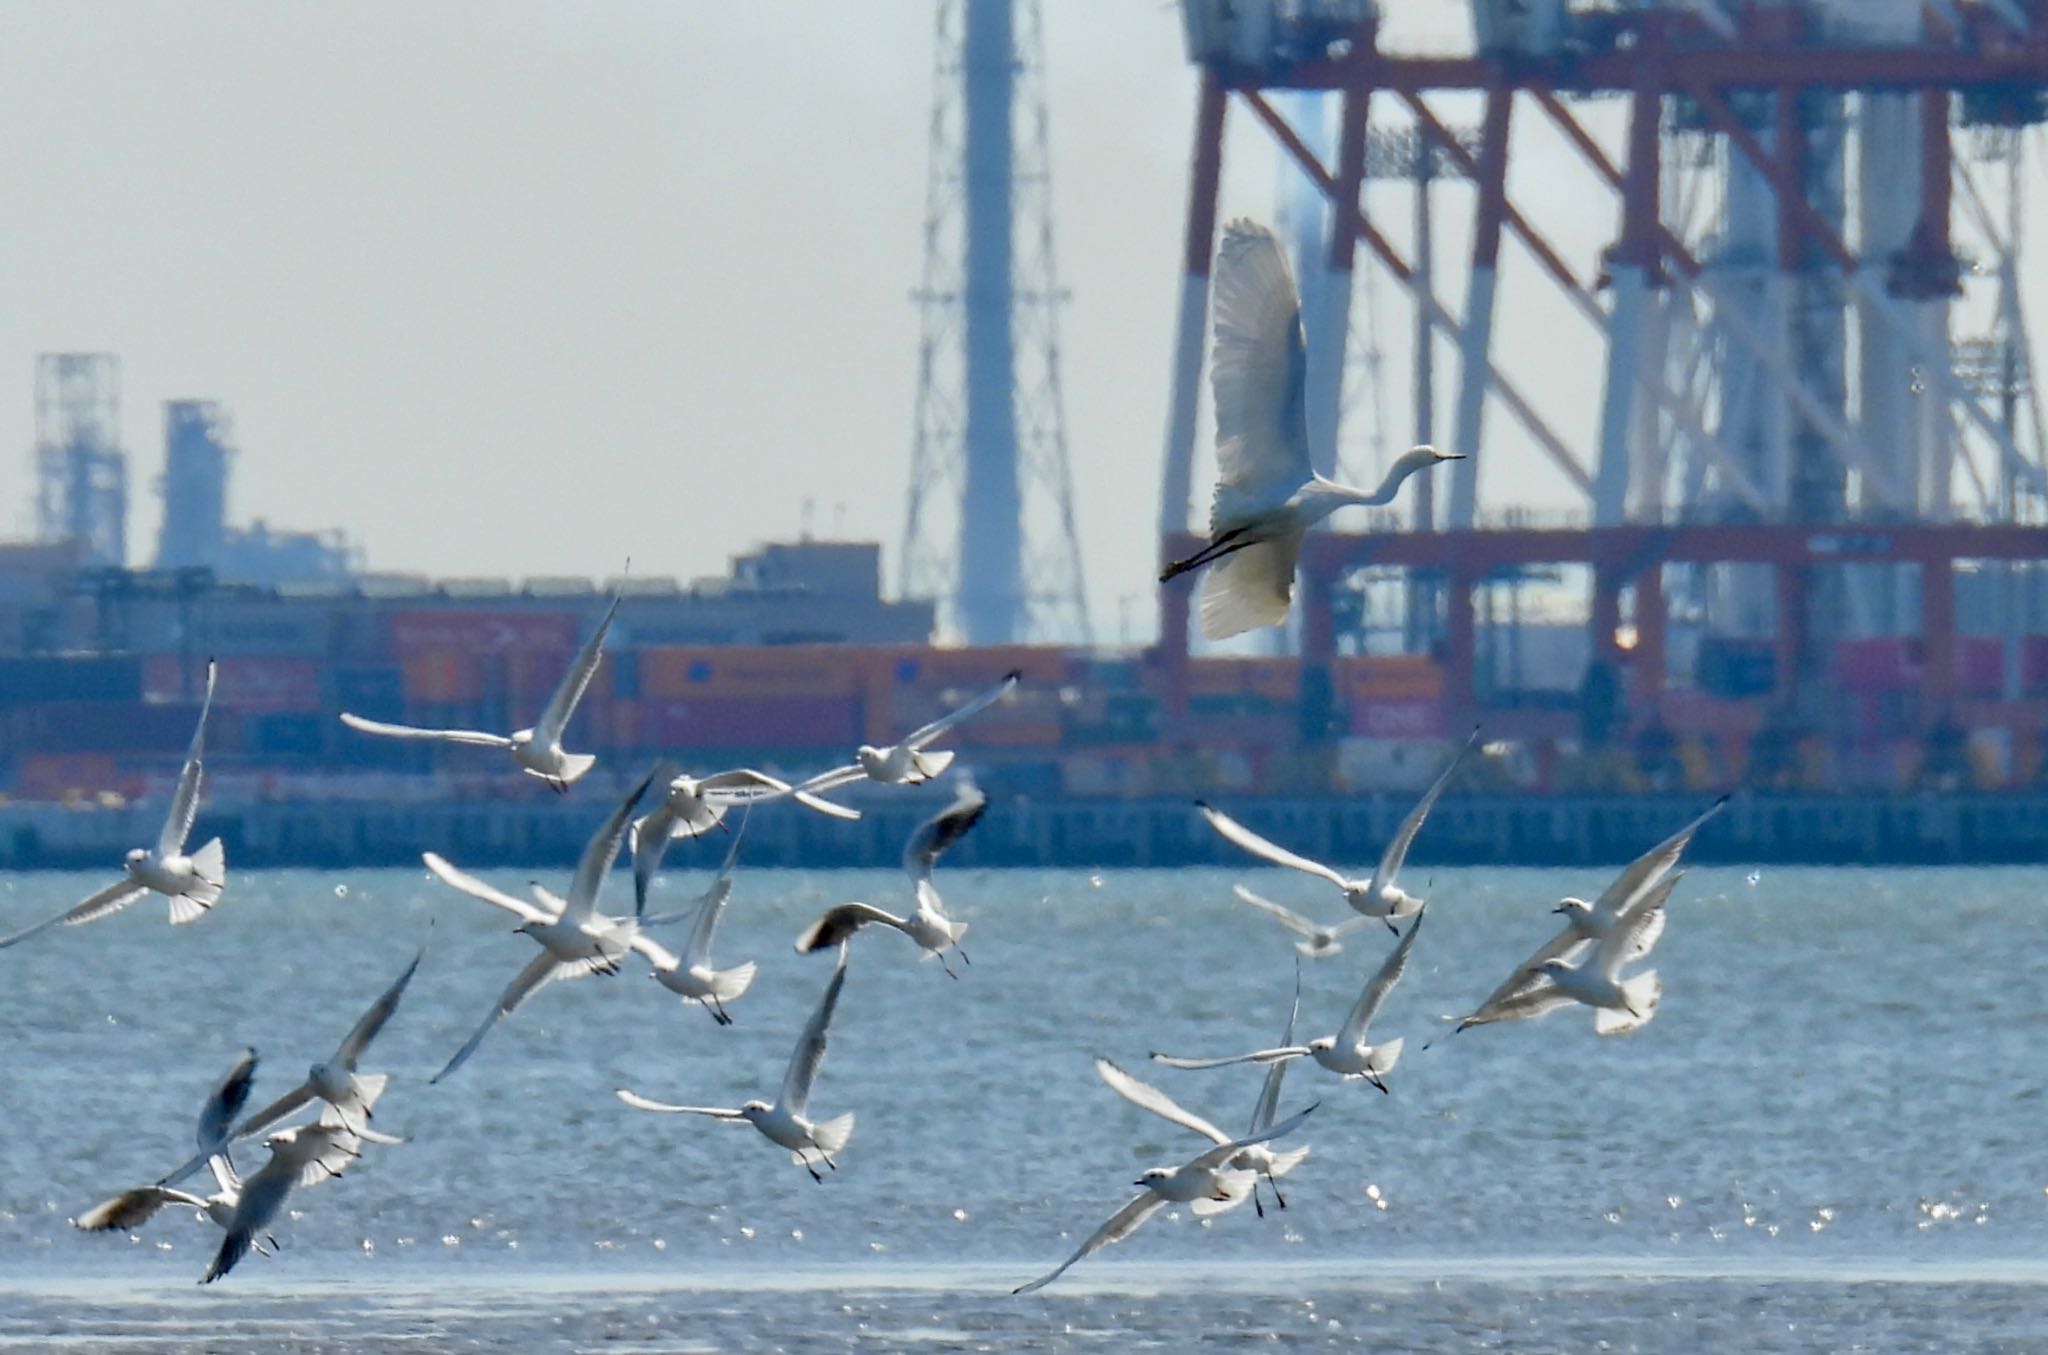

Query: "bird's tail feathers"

xmin=1367 ymin=1037 xmax=1405 ymax=1077
xmin=912 ymin=749 xmax=956 ymax=780
xmin=705 ymin=961 xmax=757 ymax=1004
xmin=555 ymin=752 xmax=599 ymax=787
xmin=809 ymin=1112 xmax=855 ymax=1158
xmin=1595 ymin=971 xmax=1662 ymax=1037
xmin=1264 ymin=1145 xmax=1312 ymax=1177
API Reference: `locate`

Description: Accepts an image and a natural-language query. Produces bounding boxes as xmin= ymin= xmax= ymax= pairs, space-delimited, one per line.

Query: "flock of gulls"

xmin=5 ymin=218 xmax=1726 ymax=1292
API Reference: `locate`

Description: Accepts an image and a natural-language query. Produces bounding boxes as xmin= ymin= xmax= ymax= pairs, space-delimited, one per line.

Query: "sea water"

xmin=0 ymin=861 xmax=2043 ymax=1351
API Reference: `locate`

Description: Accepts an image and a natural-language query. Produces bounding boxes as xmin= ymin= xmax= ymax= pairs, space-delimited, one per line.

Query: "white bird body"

xmin=1 ymin=662 xmax=224 ymax=949
xmin=1159 ymin=219 xmax=1460 ymax=640
xmin=338 ymin=586 xmax=620 ymax=789
xmin=633 ymin=823 xmax=757 ymax=1024
xmin=1535 ymin=898 xmax=1668 ymax=1036
xmin=799 ymin=673 xmax=1019 ymax=793
xmin=201 ymin=1121 xmax=365 ymax=1284
xmin=1011 ymin=1103 xmax=1318 ymax=1295
xmin=1153 ymin=909 xmax=1426 ymax=1093
xmin=426 ymin=768 xmax=657 ymax=1081
xmin=1451 ymin=796 xmax=1726 ymax=1036
xmin=1200 ymin=728 xmax=1474 ymax=929
xmin=793 ymin=784 xmax=987 ymax=973
xmin=617 ymin=945 xmax=856 ymax=1180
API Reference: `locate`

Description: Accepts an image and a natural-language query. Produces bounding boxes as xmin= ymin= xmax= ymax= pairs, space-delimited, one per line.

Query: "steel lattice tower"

xmin=34 ymin=353 xmax=127 ymax=568
xmin=901 ymin=0 xmax=1092 ymax=645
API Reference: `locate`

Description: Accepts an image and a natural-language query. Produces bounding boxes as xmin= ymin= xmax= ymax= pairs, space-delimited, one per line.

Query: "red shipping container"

xmin=1955 ymin=637 xmax=2010 ymax=695
xmin=387 ymin=610 xmax=579 ymax=656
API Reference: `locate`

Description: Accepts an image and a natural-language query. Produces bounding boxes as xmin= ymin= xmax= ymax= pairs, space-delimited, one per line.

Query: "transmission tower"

xmin=34 ymin=353 xmax=127 ymax=567
xmin=900 ymin=0 xmax=1092 ymax=645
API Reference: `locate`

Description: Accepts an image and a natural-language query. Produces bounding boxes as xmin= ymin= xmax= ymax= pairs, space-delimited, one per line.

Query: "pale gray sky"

xmin=2 ymin=3 xmax=2023 ymax=642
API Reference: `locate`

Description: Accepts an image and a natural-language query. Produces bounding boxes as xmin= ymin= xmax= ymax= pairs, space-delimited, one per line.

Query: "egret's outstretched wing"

xmin=615 ymin=1089 xmax=745 ymax=1117
xmin=421 ymin=852 xmax=553 ymax=925
xmin=1198 ymin=533 xmax=1301 ymax=642
xmin=338 ymin=712 xmax=513 ymax=747
xmin=793 ymin=902 xmax=907 ymax=954
xmin=0 ymin=879 xmax=149 ymax=950
xmin=431 ymin=951 xmax=565 ymax=1084
xmin=1596 ymin=795 xmax=1728 ymax=918
xmin=562 ymin=765 xmax=658 ymax=922
xmin=534 ymin=587 xmax=622 ymax=743
xmin=780 ymin=946 xmax=850 ymax=1118
xmin=336 ymin=938 xmax=428 ymax=1067
xmin=1149 ymin=1046 xmax=1310 ymax=1072
xmin=1366 ymin=728 xmax=1476 ymax=898
xmin=902 ymin=784 xmax=988 ymax=881
xmin=1208 ymin=218 xmax=1311 ymax=528
xmin=1336 ymin=907 xmax=1425 ymax=1049
xmin=158 ymin=659 xmax=217 ymax=856
xmin=1012 ymin=1193 xmax=1166 ymax=1296
xmin=902 ymin=672 xmax=1019 ymax=750
xmin=1196 ymin=803 xmax=1349 ymax=890
xmin=1094 ymin=1058 xmax=1231 ymax=1146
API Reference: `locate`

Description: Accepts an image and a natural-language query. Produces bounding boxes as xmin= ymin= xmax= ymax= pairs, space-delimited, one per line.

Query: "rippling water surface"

xmin=1 ymin=859 xmax=2044 ymax=1351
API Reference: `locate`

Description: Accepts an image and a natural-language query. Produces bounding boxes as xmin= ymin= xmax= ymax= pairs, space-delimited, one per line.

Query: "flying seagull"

xmin=617 ymin=944 xmax=857 ymax=1182
xmin=793 ymin=782 xmax=988 ymax=975
xmin=339 ymin=583 xmax=621 ymax=789
xmin=797 ymin=672 xmax=1019 ymax=792
xmin=1011 ymin=1103 xmax=1317 ymax=1295
xmin=0 ymin=659 xmax=225 ymax=949
xmin=1153 ymin=908 xmax=1426 ymax=1093
xmin=426 ymin=769 xmax=655 ymax=1081
xmin=1199 ymin=727 xmax=1475 ymax=932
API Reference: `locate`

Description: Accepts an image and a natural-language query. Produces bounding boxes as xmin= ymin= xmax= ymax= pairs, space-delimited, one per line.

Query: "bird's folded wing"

xmin=421 ymin=852 xmax=553 ymax=924
xmin=0 ymin=880 xmax=149 ymax=950
xmin=1012 ymin=1193 xmax=1166 ymax=1296
xmin=1197 ymin=804 xmax=1349 ymax=889
xmin=339 ymin=712 xmax=512 ymax=747
xmin=1094 ymin=1058 xmax=1230 ymax=1145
